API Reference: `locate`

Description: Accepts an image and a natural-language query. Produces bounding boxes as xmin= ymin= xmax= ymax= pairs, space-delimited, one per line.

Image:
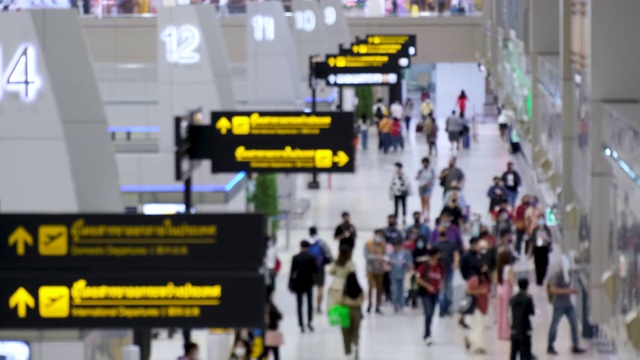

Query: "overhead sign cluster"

xmin=182 ymin=111 xmax=355 ymax=173
xmin=0 ymin=214 xmax=266 ymax=328
xmin=312 ymin=34 xmax=417 ymax=86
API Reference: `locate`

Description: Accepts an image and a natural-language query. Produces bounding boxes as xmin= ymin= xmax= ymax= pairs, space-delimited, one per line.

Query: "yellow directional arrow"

xmin=9 ymin=287 xmax=35 ymax=318
xmin=327 ymin=57 xmax=336 ymax=67
xmin=215 ymin=117 xmax=232 ymax=135
xmin=333 ymin=151 xmax=350 ymax=167
xmin=8 ymin=226 xmax=33 ymax=256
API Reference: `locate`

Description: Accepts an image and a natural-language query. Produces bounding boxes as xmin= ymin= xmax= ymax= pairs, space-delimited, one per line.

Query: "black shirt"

xmin=501 ymin=170 xmax=521 ymax=192
xmin=289 ymin=252 xmax=318 ymax=292
xmin=383 ymin=226 xmax=404 ymax=245
xmin=334 ymin=222 xmax=357 ymax=249
xmin=440 ymin=205 xmax=463 ymax=226
xmin=510 ymin=292 xmax=535 ymax=339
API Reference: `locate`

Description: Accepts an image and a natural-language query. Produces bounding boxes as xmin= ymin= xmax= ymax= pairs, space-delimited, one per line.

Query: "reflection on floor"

xmin=151 ymin=123 xmax=613 ymax=359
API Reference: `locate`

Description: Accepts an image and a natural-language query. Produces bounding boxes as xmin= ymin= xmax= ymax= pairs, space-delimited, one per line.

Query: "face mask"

xmin=374 ymin=235 xmax=383 ymax=243
xmin=417 ymin=241 xmax=425 ymax=249
xmin=502 ymin=213 xmax=509 ymax=220
xmin=233 ymin=348 xmax=246 ymax=357
xmin=537 ymin=219 xmax=545 ymax=226
xmin=441 ymin=221 xmax=451 ymax=228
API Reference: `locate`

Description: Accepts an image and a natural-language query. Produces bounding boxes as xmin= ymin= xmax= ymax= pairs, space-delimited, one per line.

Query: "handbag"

xmin=328 ymin=305 xmax=351 ymax=328
xmin=264 ymin=330 xmax=284 ymax=347
xmin=458 ymin=294 xmax=476 ymax=315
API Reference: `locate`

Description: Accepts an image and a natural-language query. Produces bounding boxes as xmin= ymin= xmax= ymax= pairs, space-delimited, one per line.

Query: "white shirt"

xmin=265 ymin=244 xmax=277 ymax=270
xmin=417 ymin=167 xmax=435 ymax=188
xmin=390 ymin=103 xmax=404 ymax=120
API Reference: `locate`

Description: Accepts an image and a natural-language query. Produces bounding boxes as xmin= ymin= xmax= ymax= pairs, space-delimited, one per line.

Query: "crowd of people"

xmin=229 ymin=92 xmax=588 ymax=360
xmin=274 ymin=152 xmax=590 ymax=360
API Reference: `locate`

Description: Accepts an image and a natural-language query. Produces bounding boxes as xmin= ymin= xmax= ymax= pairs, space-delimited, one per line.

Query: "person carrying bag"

xmin=338 ymin=272 xmax=364 ymax=359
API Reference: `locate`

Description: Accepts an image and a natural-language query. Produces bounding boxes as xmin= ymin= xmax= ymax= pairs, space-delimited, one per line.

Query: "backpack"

xmin=375 ymin=105 xmax=384 ymax=119
xmin=390 ymin=121 xmax=402 ymax=137
xmin=309 ymin=241 xmax=328 ymax=267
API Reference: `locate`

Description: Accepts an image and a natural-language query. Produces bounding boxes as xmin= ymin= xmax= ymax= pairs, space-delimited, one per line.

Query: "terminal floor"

xmin=152 ymin=124 xmax=616 ymax=359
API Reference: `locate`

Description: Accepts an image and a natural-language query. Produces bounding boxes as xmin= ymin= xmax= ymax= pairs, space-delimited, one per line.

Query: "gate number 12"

xmin=0 ymin=44 xmax=42 ymax=103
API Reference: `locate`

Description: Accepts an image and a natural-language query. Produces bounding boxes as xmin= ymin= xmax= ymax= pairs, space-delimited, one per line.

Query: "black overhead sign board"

xmin=210 ymin=112 xmax=355 ymax=173
xmin=0 ymin=272 xmax=265 ymax=328
xmin=312 ymin=34 xmax=417 ymax=86
xmin=0 ymin=214 xmax=266 ymax=270
xmin=360 ymin=34 xmax=417 ymax=55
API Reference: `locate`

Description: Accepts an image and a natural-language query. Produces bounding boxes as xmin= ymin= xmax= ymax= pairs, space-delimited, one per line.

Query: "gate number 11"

xmin=0 ymin=44 xmax=42 ymax=103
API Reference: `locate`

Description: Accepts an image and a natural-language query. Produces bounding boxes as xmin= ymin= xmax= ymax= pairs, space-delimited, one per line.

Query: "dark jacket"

xmin=460 ymin=249 xmax=481 ymax=280
xmin=289 ymin=252 xmax=317 ymax=292
xmin=266 ymin=302 xmax=283 ymax=330
xmin=510 ymin=291 xmax=535 ymax=340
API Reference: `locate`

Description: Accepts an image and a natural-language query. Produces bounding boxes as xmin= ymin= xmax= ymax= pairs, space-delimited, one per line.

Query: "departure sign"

xmin=0 ymin=214 xmax=266 ymax=271
xmin=364 ymin=34 xmax=417 ymax=55
xmin=210 ymin=112 xmax=355 ymax=173
xmin=313 ymin=53 xmax=404 ymax=86
xmin=0 ymin=273 xmax=265 ymax=328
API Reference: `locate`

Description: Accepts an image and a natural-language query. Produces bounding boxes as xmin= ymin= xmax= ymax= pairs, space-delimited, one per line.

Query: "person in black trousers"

xmin=510 ymin=278 xmax=535 ymax=360
xmin=289 ymin=240 xmax=318 ymax=333
xmin=263 ymin=299 xmax=283 ymax=360
xmin=527 ymin=218 xmax=552 ymax=286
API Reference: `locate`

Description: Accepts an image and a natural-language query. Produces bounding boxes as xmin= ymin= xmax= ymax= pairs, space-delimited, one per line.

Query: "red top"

xmin=403 ymin=241 xmax=415 ymax=252
xmin=418 ymin=263 xmax=444 ymax=295
xmin=515 ymin=204 xmax=529 ymax=221
xmin=457 ymin=97 xmax=467 ymax=112
xmin=468 ymin=275 xmax=490 ymax=314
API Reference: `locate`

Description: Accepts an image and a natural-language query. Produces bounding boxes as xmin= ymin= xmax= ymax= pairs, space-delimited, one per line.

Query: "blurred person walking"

xmin=416 ymin=248 xmax=444 ymax=345
xmin=464 ymin=264 xmax=490 ymax=354
xmin=340 ymin=272 xmax=364 ymax=359
xmin=334 ymin=211 xmax=357 ymax=251
xmin=378 ymin=115 xmax=393 ymax=154
xmin=388 ymin=241 xmax=413 ymax=312
xmin=328 ymin=246 xmax=357 ymax=308
xmin=416 ymin=157 xmax=436 ymax=221
xmin=358 ymin=114 xmax=369 ymax=150
xmin=308 ymin=226 xmax=333 ymax=314
xmin=404 ymin=98 xmax=414 ymax=131
xmin=456 ymin=90 xmax=468 ymax=118
xmin=364 ymin=230 xmax=387 ymax=314
xmin=501 ymin=161 xmax=522 ymax=207
xmin=424 ymin=116 xmax=438 ymax=155
xmin=445 ymin=111 xmax=464 ymax=151
xmin=496 ymin=250 xmax=515 ymax=340
xmin=510 ymin=278 xmax=535 ymax=360
xmin=546 ymin=257 xmax=587 ymax=355
xmin=433 ymin=225 xmax=461 ymax=317
xmin=263 ymin=300 xmax=283 ymax=360
xmin=390 ymin=163 xmax=410 ymax=222
xmin=289 ymin=240 xmax=318 ymax=333
xmin=527 ymin=216 xmax=552 ymax=286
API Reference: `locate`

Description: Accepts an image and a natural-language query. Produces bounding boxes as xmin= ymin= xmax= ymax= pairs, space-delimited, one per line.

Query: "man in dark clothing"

xmin=382 ymin=214 xmax=404 ymax=302
xmin=432 ymin=227 xmax=461 ymax=317
xmin=502 ymin=161 xmax=522 ymax=207
xmin=510 ymin=278 xmax=535 ymax=360
xmin=487 ymin=176 xmax=508 ymax=213
xmin=383 ymin=214 xmax=404 ymax=245
xmin=334 ymin=211 xmax=357 ymax=250
xmin=458 ymin=237 xmax=482 ymax=328
xmin=289 ymin=240 xmax=318 ymax=333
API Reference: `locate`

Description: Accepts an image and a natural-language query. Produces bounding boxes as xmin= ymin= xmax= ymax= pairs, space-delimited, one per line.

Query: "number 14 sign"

xmin=0 ymin=43 xmax=42 ymax=103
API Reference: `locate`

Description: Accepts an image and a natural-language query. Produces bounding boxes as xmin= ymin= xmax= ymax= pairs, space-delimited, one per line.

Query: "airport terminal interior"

xmin=1 ymin=0 xmax=640 ymax=359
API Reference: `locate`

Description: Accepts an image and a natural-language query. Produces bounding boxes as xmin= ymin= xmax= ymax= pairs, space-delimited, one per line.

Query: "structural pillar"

xmin=560 ymin=0 xmax=579 ymax=250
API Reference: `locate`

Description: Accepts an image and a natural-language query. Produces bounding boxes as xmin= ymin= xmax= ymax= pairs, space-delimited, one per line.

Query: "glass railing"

xmin=72 ymin=0 xmax=481 ymax=18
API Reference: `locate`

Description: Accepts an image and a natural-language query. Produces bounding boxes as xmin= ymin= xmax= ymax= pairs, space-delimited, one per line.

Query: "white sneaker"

xmin=424 ymin=337 xmax=433 ymax=346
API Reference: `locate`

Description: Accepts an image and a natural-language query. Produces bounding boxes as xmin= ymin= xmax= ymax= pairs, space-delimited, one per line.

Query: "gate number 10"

xmin=0 ymin=44 xmax=42 ymax=103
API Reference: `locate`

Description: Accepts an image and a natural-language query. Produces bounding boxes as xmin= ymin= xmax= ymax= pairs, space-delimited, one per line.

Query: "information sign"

xmin=363 ymin=34 xmax=417 ymax=55
xmin=209 ymin=112 xmax=355 ymax=173
xmin=0 ymin=272 xmax=265 ymax=328
xmin=0 ymin=214 xmax=266 ymax=271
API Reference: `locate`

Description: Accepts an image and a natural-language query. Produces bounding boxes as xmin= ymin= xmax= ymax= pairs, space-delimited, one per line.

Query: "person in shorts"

xmin=416 ymin=157 xmax=436 ymax=221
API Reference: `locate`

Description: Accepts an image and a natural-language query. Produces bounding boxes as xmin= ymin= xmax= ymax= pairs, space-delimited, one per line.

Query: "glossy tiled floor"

xmin=151 ymin=121 xmax=615 ymax=359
